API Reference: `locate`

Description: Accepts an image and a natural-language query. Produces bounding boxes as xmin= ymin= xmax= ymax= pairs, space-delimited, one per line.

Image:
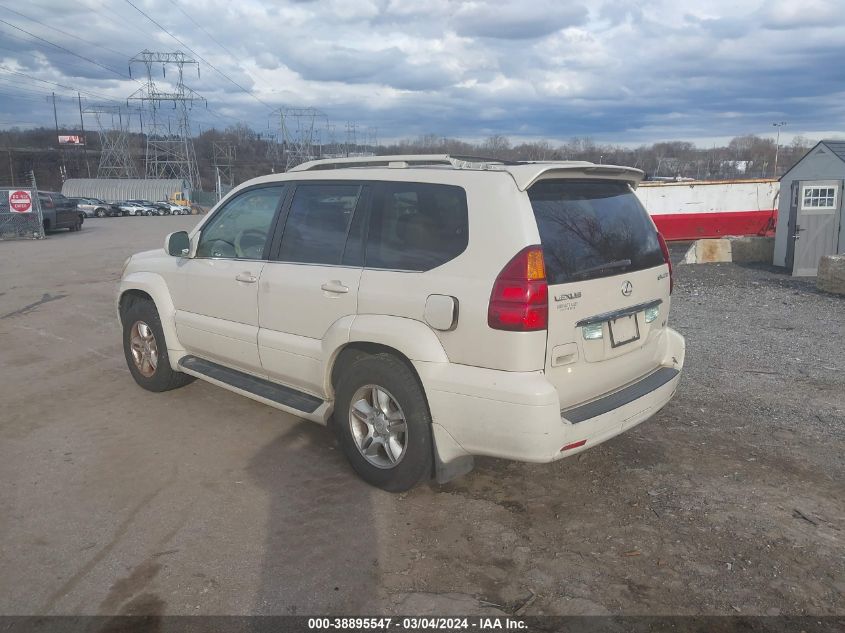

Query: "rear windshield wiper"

xmin=570 ymin=259 xmax=632 ymax=279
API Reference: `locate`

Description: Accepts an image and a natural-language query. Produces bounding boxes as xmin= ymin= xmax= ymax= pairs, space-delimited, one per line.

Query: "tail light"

xmin=657 ymin=232 xmax=673 ymax=294
xmin=488 ymin=245 xmax=548 ymax=331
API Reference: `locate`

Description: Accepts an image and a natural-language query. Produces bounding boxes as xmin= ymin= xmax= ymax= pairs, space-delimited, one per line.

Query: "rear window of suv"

xmin=528 ymin=180 xmax=664 ymax=285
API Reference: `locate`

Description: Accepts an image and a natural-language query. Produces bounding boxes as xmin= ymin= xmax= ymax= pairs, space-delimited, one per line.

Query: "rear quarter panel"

xmin=356 ymin=170 xmax=546 ymax=372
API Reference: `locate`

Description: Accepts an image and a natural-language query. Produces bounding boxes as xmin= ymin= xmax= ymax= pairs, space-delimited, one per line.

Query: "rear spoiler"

xmin=504 ymin=163 xmax=645 ymax=191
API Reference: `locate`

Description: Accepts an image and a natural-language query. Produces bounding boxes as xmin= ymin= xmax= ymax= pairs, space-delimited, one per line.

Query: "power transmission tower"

xmin=84 ymin=104 xmax=138 ymax=178
xmin=323 ymin=123 xmax=343 ymax=158
xmin=345 ymin=121 xmax=358 ymax=157
xmin=212 ymin=141 xmax=235 ymax=199
xmin=273 ymin=107 xmax=327 ymax=171
xmin=365 ymin=126 xmax=378 ymax=156
xmin=128 ymin=50 xmax=205 ymax=189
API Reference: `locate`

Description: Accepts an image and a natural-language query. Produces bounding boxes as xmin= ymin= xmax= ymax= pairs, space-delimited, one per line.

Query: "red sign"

xmin=9 ymin=190 xmax=32 ymax=213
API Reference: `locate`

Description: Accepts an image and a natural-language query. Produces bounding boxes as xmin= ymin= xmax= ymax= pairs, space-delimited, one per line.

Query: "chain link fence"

xmin=0 ymin=172 xmax=44 ymax=240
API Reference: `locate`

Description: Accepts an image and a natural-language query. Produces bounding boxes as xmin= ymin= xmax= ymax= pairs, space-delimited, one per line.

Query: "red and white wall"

xmin=636 ymin=179 xmax=780 ymax=241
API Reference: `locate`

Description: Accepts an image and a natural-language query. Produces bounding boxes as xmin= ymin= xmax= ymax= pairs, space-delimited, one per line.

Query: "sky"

xmin=0 ymin=0 xmax=843 ymax=146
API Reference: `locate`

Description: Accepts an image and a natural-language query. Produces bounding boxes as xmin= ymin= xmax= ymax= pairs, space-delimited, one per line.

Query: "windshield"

xmin=528 ymin=180 xmax=664 ymax=285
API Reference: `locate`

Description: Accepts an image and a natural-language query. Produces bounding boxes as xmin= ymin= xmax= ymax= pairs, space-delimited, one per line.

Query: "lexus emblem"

xmin=621 ymin=281 xmax=633 ymax=297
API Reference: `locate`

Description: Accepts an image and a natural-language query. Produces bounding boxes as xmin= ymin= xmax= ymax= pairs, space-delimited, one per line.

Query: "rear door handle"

xmin=321 ymin=281 xmax=349 ymax=294
xmin=235 ymin=272 xmax=257 ymax=283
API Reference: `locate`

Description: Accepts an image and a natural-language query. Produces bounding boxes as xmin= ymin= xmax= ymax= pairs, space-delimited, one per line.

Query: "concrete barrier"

xmin=681 ymin=237 xmax=775 ymax=264
xmin=817 ymin=255 xmax=845 ymax=295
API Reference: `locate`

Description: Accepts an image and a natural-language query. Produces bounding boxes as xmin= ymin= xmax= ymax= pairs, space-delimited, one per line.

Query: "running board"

xmin=178 ymin=355 xmax=323 ymax=414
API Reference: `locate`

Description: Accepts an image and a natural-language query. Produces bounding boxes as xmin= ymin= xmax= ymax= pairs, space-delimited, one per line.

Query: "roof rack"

xmin=289 ymin=154 xmax=519 ymax=172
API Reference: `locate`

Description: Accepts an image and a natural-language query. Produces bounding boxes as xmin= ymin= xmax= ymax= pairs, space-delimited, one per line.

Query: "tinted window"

xmin=197 ymin=186 xmax=284 ymax=259
xmin=529 ymin=180 xmax=663 ymax=285
xmin=366 ymin=182 xmax=468 ymax=271
xmin=277 ymin=184 xmax=362 ymax=265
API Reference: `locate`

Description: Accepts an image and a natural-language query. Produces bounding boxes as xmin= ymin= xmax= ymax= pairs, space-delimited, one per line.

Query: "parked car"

xmin=68 ymin=197 xmax=122 ymax=218
xmin=107 ymin=203 xmax=126 ymax=217
xmin=157 ymin=201 xmax=191 ymax=215
xmin=117 ymin=155 xmax=685 ymax=491
xmin=38 ymin=191 xmax=83 ymax=232
xmin=126 ymin=200 xmax=170 ymax=215
xmin=118 ymin=202 xmax=158 ymax=216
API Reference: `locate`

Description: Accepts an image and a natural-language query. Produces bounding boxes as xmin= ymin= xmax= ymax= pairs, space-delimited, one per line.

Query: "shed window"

xmin=802 ymin=186 xmax=837 ymax=209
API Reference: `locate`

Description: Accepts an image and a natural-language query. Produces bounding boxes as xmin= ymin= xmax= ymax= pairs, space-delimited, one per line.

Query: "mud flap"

xmin=432 ymin=423 xmax=474 ymax=484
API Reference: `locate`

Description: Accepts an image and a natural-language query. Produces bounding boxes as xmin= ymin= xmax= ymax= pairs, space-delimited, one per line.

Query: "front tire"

xmin=96 ymin=208 xmax=107 ymax=218
xmin=334 ymin=353 xmax=432 ymax=492
xmin=122 ymin=299 xmax=194 ymax=392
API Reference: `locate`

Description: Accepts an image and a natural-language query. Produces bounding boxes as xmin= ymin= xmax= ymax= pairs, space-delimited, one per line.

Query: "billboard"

xmin=58 ymin=135 xmax=85 ymax=145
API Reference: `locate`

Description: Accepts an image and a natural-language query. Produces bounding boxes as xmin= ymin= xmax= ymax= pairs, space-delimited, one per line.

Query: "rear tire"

xmin=334 ymin=353 xmax=432 ymax=492
xmin=96 ymin=208 xmax=107 ymax=218
xmin=122 ymin=299 xmax=195 ymax=392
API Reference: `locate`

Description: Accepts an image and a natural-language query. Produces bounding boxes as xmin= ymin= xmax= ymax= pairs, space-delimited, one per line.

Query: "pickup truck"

xmin=39 ymin=191 xmax=84 ymax=232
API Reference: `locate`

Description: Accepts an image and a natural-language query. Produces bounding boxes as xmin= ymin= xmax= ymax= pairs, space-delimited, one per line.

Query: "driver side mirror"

xmin=165 ymin=231 xmax=190 ymax=257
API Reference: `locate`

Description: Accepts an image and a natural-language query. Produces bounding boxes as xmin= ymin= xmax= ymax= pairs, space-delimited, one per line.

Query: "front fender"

xmin=118 ymin=272 xmax=184 ymax=368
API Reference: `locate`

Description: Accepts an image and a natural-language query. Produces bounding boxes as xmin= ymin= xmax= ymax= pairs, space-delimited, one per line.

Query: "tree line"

xmin=0 ymin=123 xmax=819 ymax=193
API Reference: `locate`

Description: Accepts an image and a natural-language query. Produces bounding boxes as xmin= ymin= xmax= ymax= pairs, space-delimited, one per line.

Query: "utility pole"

xmin=78 ymin=93 xmax=90 ymax=177
xmin=52 ymin=92 xmax=66 ymax=182
xmin=772 ymin=121 xmax=787 ymax=178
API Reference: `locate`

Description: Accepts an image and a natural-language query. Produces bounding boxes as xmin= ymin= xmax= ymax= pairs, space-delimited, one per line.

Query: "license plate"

xmin=609 ymin=314 xmax=640 ymax=348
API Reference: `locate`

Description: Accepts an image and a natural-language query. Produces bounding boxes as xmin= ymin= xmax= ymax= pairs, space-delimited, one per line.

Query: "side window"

xmin=197 ymin=186 xmax=284 ymax=259
xmin=277 ymin=183 xmax=362 ymax=265
xmin=366 ymin=182 xmax=468 ymax=271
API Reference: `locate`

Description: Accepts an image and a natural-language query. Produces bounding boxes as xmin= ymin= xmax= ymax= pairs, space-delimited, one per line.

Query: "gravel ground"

xmin=0 ymin=222 xmax=842 ymax=616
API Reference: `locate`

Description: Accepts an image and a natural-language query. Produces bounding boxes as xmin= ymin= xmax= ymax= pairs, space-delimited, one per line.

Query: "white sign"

xmin=9 ymin=190 xmax=33 ymax=213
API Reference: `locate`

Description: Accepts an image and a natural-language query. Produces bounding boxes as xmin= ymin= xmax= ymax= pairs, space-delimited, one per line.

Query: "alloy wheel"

xmin=348 ymin=384 xmax=408 ymax=469
xmin=129 ymin=320 xmax=158 ymax=377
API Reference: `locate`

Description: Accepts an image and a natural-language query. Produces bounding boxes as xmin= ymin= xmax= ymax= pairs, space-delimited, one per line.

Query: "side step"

xmin=178 ymin=355 xmax=323 ymax=414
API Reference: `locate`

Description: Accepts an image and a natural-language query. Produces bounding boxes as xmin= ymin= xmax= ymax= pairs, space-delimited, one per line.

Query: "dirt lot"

xmin=0 ymin=218 xmax=842 ymax=616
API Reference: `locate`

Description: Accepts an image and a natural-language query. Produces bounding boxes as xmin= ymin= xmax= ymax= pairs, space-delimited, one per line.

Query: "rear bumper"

xmin=415 ymin=327 xmax=685 ymax=464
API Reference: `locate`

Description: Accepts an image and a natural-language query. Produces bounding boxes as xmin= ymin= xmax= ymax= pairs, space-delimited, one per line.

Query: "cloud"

xmin=0 ymin=0 xmax=842 ymax=146
xmin=452 ymin=1 xmax=589 ymax=40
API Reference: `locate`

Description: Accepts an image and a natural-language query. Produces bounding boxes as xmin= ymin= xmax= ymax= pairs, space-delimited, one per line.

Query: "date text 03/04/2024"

xmin=307 ymin=617 xmax=528 ymax=630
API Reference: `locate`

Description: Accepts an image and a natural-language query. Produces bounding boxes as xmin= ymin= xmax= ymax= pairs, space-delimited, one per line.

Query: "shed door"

xmin=792 ymin=180 xmax=843 ymax=276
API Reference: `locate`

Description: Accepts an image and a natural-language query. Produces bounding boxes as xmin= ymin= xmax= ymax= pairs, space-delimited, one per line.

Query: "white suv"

xmin=118 ymin=155 xmax=685 ymax=491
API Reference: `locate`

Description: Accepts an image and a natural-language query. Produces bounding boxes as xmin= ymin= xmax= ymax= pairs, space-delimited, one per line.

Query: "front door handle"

xmin=321 ymin=280 xmax=349 ymax=294
xmin=235 ymin=272 xmax=257 ymax=283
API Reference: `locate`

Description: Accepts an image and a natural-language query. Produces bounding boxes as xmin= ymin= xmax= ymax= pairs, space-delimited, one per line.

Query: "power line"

xmin=0 ymin=18 xmax=131 ymax=79
xmin=0 ymin=65 xmax=123 ymax=102
xmin=123 ymin=0 xmax=274 ymax=110
xmin=0 ymin=4 xmax=131 ymax=60
xmin=168 ymin=0 xmax=263 ymax=88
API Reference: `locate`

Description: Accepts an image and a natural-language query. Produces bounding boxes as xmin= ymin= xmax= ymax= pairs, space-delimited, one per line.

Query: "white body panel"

xmin=171 ymin=258 xmax=265 ymax=373
xmin=118 ymin=157 xmax=685 ymax=476
xmin=258 ymin=262 xmax=362 ymax=396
